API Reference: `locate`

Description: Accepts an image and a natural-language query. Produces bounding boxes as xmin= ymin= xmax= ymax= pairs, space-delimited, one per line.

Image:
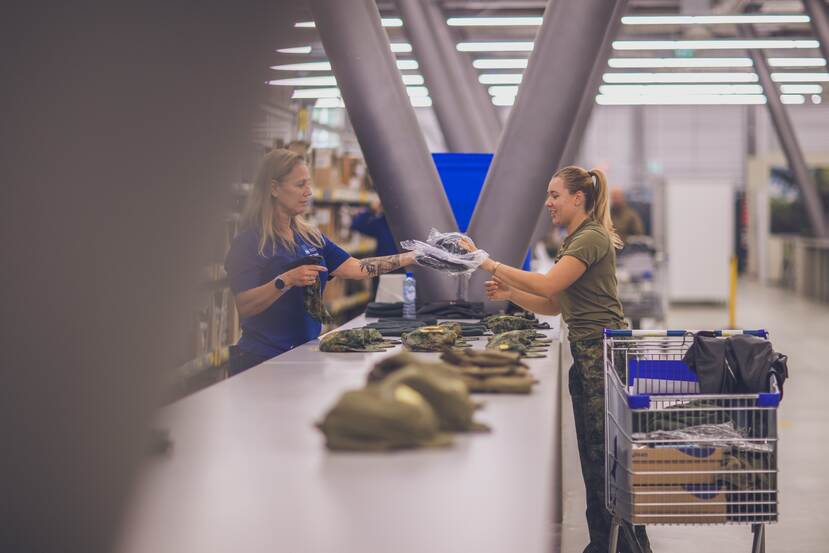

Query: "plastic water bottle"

xmin=403 ymin=272 xmax=417 ymax=320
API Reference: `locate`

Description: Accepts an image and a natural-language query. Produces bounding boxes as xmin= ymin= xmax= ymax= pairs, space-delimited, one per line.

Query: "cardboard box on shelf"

xmin=632 ymin=446 xmax=725 ymax=486
xmin=312 ymin=166 xmax=340 ymax=189
xmin=631 ymin=483 xmax=727 ymax=524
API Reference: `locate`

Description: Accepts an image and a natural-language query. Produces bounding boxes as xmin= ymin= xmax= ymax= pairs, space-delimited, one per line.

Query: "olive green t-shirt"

xmin=555 ymin=219 xmax=626 ymax=342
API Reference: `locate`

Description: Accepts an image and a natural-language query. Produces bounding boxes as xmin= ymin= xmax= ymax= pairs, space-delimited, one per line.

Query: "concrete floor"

xmin=560 ymin=279 xmax=829 ymax=553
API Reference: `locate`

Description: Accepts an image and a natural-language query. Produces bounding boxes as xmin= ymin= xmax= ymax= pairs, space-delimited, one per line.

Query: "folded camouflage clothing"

xmin=362 ymin=317 xmax=438 ymax=337
xmin=368 ymin=353 xmax=489 ymax=433
xmin=482 ymin=315 xmax=536 ymax=334
xmin=316 ymin=379 xmax=454 ymax=451
xmin=401 ymin=325 xmax=471 ymax=352
xmin=439 ymin=349 xmax=537 ymax=394
xmin=484 ymin=311 xmax=551 ymax=330
xmin=486 ymin=330 xmax=550 ymax=358
xmin=319 ymin=328 xmax=400 ymax=353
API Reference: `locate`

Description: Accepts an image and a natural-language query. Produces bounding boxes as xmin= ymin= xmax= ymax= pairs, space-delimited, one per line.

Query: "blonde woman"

xmin=464 ymin=166 xmax=650 ymax=553
xmin=225 ymin=149 xmax=415 ymax=375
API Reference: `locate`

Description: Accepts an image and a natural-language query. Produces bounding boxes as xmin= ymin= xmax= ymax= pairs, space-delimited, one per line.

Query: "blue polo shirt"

xmin=350 ymin=210 xmax=399 ymax=257
xmin=225 ymin=228 xmax=350 ymax=359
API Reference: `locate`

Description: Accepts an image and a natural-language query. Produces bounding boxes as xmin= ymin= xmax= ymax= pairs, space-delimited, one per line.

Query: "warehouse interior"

xmin=3 ymin=1 xmax=829 ymax=553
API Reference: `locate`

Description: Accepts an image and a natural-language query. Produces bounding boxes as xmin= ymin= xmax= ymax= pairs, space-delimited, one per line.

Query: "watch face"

xmin=275 ymin=277 xmax=285 ymax=290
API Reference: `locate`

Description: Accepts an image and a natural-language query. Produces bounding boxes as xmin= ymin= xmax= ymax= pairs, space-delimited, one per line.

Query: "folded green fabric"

xmin=319 ymin=328 xmax=399 ymax=353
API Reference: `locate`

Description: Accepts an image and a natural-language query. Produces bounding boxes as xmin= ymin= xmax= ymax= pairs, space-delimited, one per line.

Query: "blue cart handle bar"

xmin=604 ymin=328 xmax=768 ymax=338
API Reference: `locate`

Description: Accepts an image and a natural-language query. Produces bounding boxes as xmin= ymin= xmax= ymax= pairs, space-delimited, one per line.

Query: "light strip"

xmin=314 ymin=96 xmax=432 ymax=109
xmin=781 ymin=94 xmax=806 ymax=104
xmin=599 ymin=84 xmax=764 ymax=95
xmin=473 ymin=58 xmax=529 ymax=69
xmin=621 ymin=15 xmax=810 ymax=25
xmin=779 ymin=84 xmax=823 ymax=94
xmin=488 ymin=85 xmax=519 ymax=96
xmin=292 ymin=86 xmax=429 ymax=99
xmin=276 ymin=46 xmax=312 ymax=54
xmin=603 ymin=72 xmax=759 ymax=83
xmin=296 ymin=18 xmax=402 ymax=28
xmin=491 ymin=95 xmax=518 ymax=107
xmin=771 ymin=72 xmax=829 ymax=82
xmin=390 ymin=42 xmax=413 ymax=53
xmin=447 ymin=16 xmax=543 ymax=27
xmin=612 ymin=39 xmax=819 ymax=50
xmin=608 ymin=57 xmax=753 ymax=68
xmin=457 ymin=42 xmax=534 ymax=52
xmin=479 ymin=73 xmax=523 ymax=84
xmin=596 ymin=94 xmax=767 ymax=105
xmin=272 ymin=59 xmax=419 ymax=71
xmin=768 ymin=57 xmax=826 ymax=67
xmin=270 ymin=74 xmax=424 ymax=86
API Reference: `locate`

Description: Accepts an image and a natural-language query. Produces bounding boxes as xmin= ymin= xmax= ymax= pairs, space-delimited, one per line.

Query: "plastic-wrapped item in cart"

xmin=632 ymin=421 xmax=773 ymax=453
xmin=400 ymin=228 xmax=489 ymax=275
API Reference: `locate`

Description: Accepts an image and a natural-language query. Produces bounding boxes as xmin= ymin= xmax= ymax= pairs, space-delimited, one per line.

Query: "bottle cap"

xmin=406 ymin=272 xmax=413 ymax=278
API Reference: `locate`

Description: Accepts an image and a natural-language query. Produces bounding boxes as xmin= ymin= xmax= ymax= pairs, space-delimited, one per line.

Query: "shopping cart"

xmin=604 ymin=329 xmax=780 ymax=553
xmin=616 ymin=238 xmax=666 ymax=329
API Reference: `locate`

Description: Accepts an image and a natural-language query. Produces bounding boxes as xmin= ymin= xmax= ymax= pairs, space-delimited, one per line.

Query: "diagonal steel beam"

xmin=740 ymin=24 xmax=828 ymax=238
xmin=803 ymin=0 xmax=829 ymax=72
xmin=530 ymin=0 xmax=629 ymax=246
xmin=396 ymin=0 xmax=492 ymax=151
xmin=309 ymin=0 xmax=461 ymax=300
xmin=465 ymin=0 xmax=627 ymax=303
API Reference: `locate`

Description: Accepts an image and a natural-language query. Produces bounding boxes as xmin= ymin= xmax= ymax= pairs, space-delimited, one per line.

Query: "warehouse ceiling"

xmin=268 ymin=1 xmax=827 ymax=107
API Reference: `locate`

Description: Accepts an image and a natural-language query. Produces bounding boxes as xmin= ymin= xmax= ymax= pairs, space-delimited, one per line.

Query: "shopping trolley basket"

xmin=604 ymin=329 xmax=780 ymax=553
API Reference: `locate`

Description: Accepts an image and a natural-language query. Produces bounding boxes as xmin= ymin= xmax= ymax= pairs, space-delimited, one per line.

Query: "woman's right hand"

xmin=281 ymin=264 xmax=327 ymax=288
xmin=485 ymin=276 xmax=512 ymax=301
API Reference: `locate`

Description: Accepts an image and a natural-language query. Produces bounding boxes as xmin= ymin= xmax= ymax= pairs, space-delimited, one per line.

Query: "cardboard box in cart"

xmin=631 ymin=483 xmax=727 ymax=524
xmin=632 ymin=446 xmax=725 ymax=486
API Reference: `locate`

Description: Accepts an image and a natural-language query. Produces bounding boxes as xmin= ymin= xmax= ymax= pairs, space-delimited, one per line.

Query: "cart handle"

xmin=604 ymin=329 xmax=767 ymax=337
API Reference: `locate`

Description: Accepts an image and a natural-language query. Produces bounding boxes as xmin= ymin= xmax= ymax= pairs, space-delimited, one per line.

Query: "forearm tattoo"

xmin=358 ymin=254 xmax=403 ymax=277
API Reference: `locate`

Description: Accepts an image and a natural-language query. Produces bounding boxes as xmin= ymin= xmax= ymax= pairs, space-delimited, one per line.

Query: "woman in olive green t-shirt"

xmin=464 ymin=166 xmax=650 ymax=553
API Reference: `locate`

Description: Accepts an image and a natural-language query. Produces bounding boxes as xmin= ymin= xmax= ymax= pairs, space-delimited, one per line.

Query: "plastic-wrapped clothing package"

xmin=632 ymin=421 xmax=772 ymax=454
xmin=400 ymin=228 xmax=489 ymax=275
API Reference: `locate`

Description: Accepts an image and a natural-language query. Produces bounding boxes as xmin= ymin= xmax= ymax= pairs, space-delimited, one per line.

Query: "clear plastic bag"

xmin=400 ymin=228 xmax=489 ymax=275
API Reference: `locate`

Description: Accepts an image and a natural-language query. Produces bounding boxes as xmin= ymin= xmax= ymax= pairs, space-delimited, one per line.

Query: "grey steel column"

xmin=804 ymin=0 xmax=829 ymax=71
xmin=396 ymin=0 xmax=492 ymax=151
xmin=310 ymin=0 xmax=460 ymax=300
xmin=741 ymin=25 xmax=828 ymax=238
xmin=529 ymin=0 xmax=628 ymax=246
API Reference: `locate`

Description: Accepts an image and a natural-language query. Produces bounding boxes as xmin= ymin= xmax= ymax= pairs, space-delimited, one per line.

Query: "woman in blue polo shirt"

xmin=225 ymin=149 xmax=415 ymax=375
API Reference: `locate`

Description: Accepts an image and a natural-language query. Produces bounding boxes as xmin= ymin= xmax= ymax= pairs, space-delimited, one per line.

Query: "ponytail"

xmin=588 ymin=168 xmax=623 ymax=250
xmin=553 ymin=165 xmax=623 ymax=250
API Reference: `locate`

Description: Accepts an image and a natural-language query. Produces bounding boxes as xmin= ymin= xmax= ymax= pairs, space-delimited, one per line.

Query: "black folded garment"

xmin=416 ymin=301 xmax=486 ymax=319
xmin=455 ymin=322 xmax=488 ymax=337
xmin=366 ymin=302 xmax=404 ymax=318
xmin=362 ymin=317 xmax=438 ymax=337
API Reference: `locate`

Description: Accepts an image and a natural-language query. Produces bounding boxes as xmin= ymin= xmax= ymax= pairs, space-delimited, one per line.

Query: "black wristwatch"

xmin=274 ymin=276 xmax=286 ymax=290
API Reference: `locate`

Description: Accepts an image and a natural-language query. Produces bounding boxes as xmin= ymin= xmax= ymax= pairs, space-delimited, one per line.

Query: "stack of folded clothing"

xmin=366 ymin=301 xmax=405 ymax=318
xmin=401 ymin=325 xmax=472 ymax=351
xmin=486 ymin=329 xmax=552 ymax=358
xmin=417 ymin=301 xmax=486 ymax=319
xmin=362 ymin=318 xmax=438 ymax=337
xmin=485 ymin=311 xmax=551 ymax=330
xmin=440 ymin=349 xmax=538 ymax=394
xmin=319 ymin=328 xmax=400 ymax=353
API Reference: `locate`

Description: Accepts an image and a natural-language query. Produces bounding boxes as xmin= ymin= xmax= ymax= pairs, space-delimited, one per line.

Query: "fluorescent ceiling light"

xmin=457 ymin=42 xmax=534 ymax=52
xmin=608 ymin=57 xmax=753 ymax=68
xmin=621 ymin=15 xmax=810 ymax=25
xmin=479 ymin=73 xmax=523 ymax=84
xmin=768 ymin=57 xmax=826 ymax=67
xmin=410 ymin=96 xmax=433 ymax=107
xmin=780 ymin=94 xmax=806 ymax=104
xmin=599 ymin=84 xmax=764 ymax=95
xmin=296 ymin=18 xmax=402 ymax=28
xmin=447 ymin=16 xmax=542 ymax=27
xmin=277 ymin=46 xmax=312 ymax=54
xmin=779 ymin=83 xmax=823 ymax=94
xmin=491 ymin=95 xmax=518 ymax=106
xmin=473 ymin=58 xmax=529 ymax=69
xmin=272 ymin=59 xmax=418 ymax=71
xmin=293 ymin=86 xmax=429 ymax=99
xmin=390 ymin=43 xmax=413 ymax=53
xmin=771 ymin=72 xmax=829 ymax=82
xmin=314 ymin=95 xmax=431 ymax=109
xmin=612 ymin=39 xmax=819 ymax=50
xmin=488 ymin=85 xmax=519 ymax=96
xmin=596 ymin=94 xmax=767 ymax=105
xmin=812 ymin=94 xmax=823 ymax=104
xmin=271 ymin=74 xmax=424 ymax=87
xmin=603 ymin=72 xmax=759 ymax=83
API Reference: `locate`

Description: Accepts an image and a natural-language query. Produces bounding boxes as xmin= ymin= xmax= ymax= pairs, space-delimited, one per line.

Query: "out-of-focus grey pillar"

xmin=527 ymin=0 xmax=629 ymax=256
xmin=741 ymin=25 xmax=828 ymax=238
xmin=396 ymin=0 xmax=494 ymax=152
xmin=310 ymin=0 xmax=460 ymax=300
xmin=804 ymin=0 xmax=829 ymax=69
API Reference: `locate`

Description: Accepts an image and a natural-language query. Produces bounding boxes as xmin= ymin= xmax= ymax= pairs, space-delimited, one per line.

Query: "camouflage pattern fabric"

xmin=482 ymin=315 xmax=536 ymax=334
xmin=486 ymin=330 xmax=549 ymax=358
xmin=569 ymin=339 xmax=650 ymax=553
xmin=401 ymin=325 xmax=470 ymax=352
xmin=304 ymin=274 xmax=333 ymax=323
xmin=319 ymin=328 xmax=399 ymax=353
xmin=316 ymin=379 xmax=453 ymax=451
xmin=440 ymin=349 xmax=537 ymax=394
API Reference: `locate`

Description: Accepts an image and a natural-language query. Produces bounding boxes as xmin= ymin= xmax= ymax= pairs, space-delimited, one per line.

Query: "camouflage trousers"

xmin=569 ymin=339 xmax=650 ymax=553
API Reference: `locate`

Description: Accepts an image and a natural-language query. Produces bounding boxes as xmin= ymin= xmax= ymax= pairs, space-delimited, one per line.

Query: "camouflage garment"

xmin=486 ymin=330 xmax=549 ymax=358
xmin=440 ymin=349 xmax=538 ymax=394
xmin=304 ymin=274 xmax=333 ymax=323
xmin=401 ymin=325 xmax=470 ymax=352
xmin=482 ymin=315 xmax=536 ymax=334
xmin=319 ymin=328 xmax=399 ymax=353
xmin=569 ymin=339 xmax=650 ymax=553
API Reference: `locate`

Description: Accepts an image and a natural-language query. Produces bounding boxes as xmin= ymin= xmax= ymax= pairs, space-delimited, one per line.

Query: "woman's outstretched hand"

xmin=485 ymin=275 xmax=512 ymax=301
